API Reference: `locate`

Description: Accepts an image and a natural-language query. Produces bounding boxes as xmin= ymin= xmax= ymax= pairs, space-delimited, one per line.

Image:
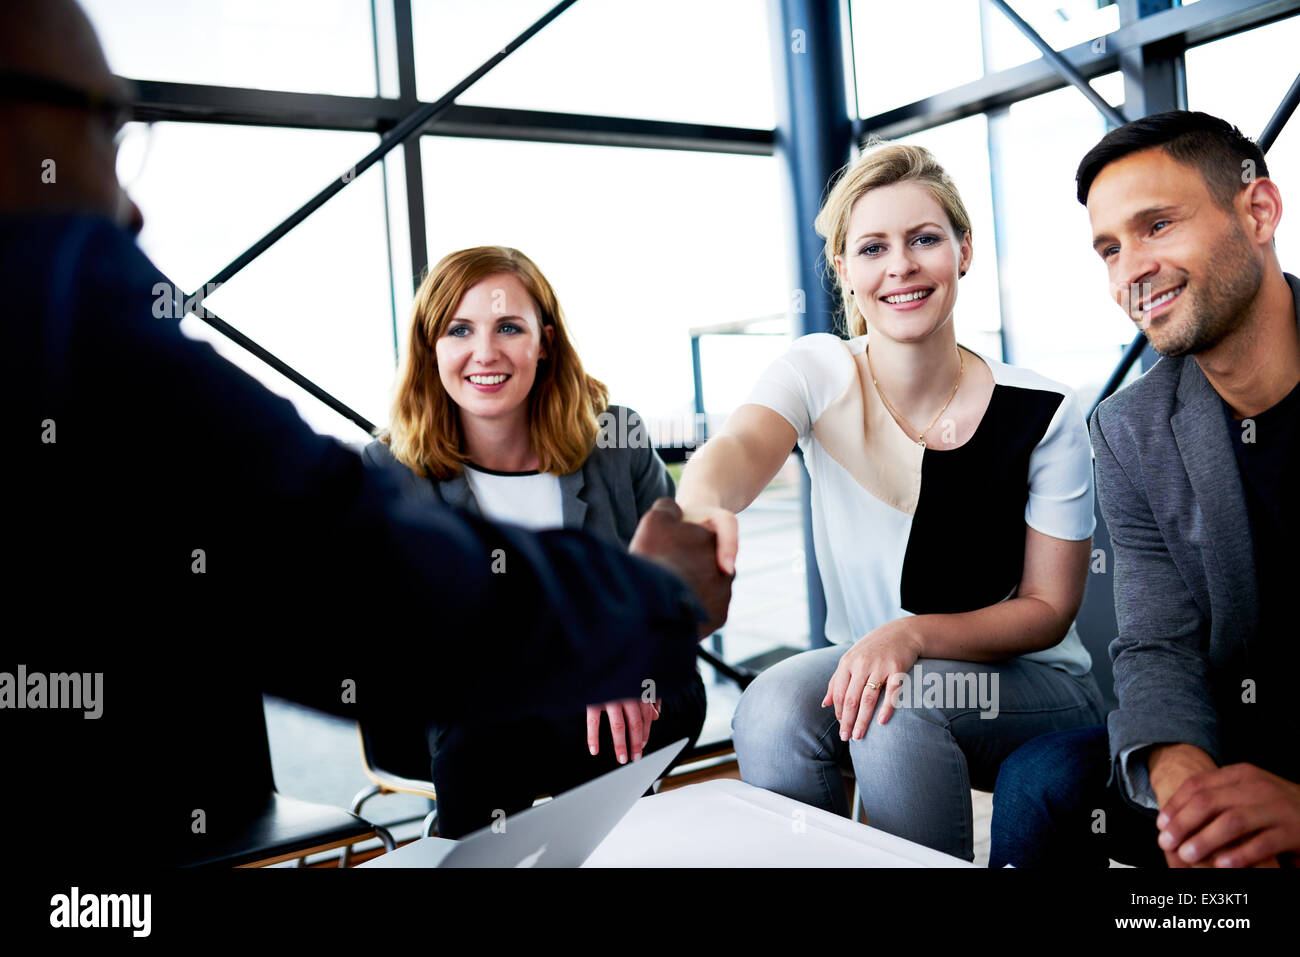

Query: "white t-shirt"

xmin=745 ymin=333 xmax=1095 ymax=676
xmin=463 ymin=463 xmax=564 ymax=531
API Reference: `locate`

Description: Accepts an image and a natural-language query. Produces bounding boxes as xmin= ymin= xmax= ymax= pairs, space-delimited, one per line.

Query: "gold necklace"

xmin=867 ymin=346 xmax=965 ymax=448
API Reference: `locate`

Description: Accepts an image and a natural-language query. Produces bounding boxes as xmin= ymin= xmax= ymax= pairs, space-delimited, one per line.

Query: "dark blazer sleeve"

xmin=23 ymin=216 xmax=703 ymax=725
xmin=1091 ymin=403 xmax=1221 ymax=798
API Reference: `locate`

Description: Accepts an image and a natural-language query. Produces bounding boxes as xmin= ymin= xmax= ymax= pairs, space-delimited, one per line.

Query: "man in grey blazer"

xmin=991 ymin=111 xmax=1300 ymax=868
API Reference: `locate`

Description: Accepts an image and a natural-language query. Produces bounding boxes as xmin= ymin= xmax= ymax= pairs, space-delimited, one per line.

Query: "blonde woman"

xmin=676 ymin=144 xmax=1104 ymax=861
xmin=364 ymin=245 xmax=705 ymax=839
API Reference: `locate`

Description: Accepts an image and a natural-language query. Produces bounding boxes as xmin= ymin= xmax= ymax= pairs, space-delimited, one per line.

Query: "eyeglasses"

xmin=0 ymin=69 xmax=153 ymax=187
xmin=113 ymin=121 xmax=153 ymax=188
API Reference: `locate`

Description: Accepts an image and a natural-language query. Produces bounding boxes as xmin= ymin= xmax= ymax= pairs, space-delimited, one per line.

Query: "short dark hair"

xmin=1076 ymin=110 xmax=1267 ymax=207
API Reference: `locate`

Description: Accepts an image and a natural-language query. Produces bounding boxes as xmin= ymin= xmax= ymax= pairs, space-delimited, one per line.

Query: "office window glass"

xmin=420 ymin=137 xmax=788 ymax=434
xmin=126 ymin=124 xmax=397 ymax=443
xmin=898 ymin=113 xmax=1004 ymax=360
xmin=413 ymin=0 xmax=775 ymax=129
xmin=989 ymin=74 xmax=1134 ymax=396
xmin=1186 ymin=15 xmax=1300 ymax=274
xmin=80 ymin=0 xmax=378 ymax=96
xmin=981 ymin=0 xmax=1121 ymax=74
xmin=851 ymin=0 xmax=985 ymax=116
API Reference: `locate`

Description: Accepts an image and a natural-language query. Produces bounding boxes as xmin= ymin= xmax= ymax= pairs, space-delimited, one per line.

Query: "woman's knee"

xmin=732 ymin=650 xmax=837 ymax=757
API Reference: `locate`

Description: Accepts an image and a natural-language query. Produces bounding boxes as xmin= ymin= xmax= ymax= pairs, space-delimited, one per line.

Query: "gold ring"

xmin=866 ymin=681 xmax=880 ymax=690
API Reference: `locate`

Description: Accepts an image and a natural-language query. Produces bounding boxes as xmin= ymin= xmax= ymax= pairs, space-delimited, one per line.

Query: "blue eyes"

xmin=446 ymin=322 xmax=524 ymax=337
xmin=858 ymin=234 xmax=942 ymax=257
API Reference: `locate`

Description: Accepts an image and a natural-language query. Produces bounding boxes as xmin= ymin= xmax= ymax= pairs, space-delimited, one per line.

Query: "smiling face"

xmin=1087 ymin=147 xmax=1263 ymax=357
xmin=434 ymin=271 xmax=554 ymax=427
xmin=834 ymin=180 xmax=971 ymax=344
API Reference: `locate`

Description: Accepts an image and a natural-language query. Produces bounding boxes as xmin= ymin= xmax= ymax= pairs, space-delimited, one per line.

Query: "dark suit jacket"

xmin=3 ymin=212 xmax=702 ymax=863
xmin=361 ymin=406 xmax=673 ymax=549
xmin=1091 ymin=272 xmax=1300 ymax=805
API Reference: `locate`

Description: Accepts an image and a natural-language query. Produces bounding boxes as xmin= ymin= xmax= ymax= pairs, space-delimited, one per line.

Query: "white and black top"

xmin=463 ymin=462 xmax=564 ymax=531
xmin=746 ymin=332 xmax=1095 ymax=675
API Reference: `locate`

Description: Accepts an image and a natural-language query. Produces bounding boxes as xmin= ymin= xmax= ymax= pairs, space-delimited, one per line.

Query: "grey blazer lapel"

xmin=559 ymin=469 xmax=588 ymax=530
xmin=439 ymin=473 xmax=482 ymax=516
xmin=1170 ymin=361 xmax=1259 ymax=640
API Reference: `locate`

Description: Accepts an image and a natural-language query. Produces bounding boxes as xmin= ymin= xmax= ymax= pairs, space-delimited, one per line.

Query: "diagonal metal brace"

xmin=988 ymin=0 xmax=1129 ymax=128
xmin=187 ymin=0 xmax=579 ymax=314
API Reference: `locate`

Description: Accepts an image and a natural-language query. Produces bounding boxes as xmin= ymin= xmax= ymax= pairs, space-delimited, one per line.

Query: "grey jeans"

xmin=731 ymin=645 xmax=1105 ymax=861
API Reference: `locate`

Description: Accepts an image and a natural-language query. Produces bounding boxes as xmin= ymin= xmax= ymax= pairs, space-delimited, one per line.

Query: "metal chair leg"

xmin=421 ymin=808 xmax=438 ymax=838
xmin=339 ymin=784 xmax=386 ymax=868
xmin=339 ymin=825 xmax=396 ymax=868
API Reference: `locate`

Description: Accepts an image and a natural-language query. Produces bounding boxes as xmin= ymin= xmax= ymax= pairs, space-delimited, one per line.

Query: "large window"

xmin=414 ymin=0 xmax=775 ymax=128
xmin=81 ymin=0 xmax=379 ymax=96
xmin=1186 ymin=15 xmax=1300 ymax=273
xmin=986 ymin=73 xmax=1133 ymax=396
xmin=898 ymin=113 xmax=1004 ymax=361
xmin=119 ymin=123 xmax=400 ymax=442
xmin=980 ymin=0 xmax=1120 ymax=74
xmin=850 ymin=0 xmax=986 ymax=116
xmin=420 ymin=137 xmax=788 ymax=432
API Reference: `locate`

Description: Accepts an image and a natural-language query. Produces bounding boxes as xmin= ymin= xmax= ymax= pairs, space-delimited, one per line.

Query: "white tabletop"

xmin=583 ymin=778 xmax=973 ymax=867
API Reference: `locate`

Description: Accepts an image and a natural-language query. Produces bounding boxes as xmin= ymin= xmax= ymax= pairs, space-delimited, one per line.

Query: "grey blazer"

xmin=1091 ymin=272 xmax=1300 ymax=803
xmin=360 ymin=405 xmax=673 ymax=549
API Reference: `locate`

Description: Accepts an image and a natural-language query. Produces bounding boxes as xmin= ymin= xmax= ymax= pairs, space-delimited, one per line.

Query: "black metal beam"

xmin=130 ymin=80 xmax=775 ymax=155
xmin=771 ymin=0 xmax=851 ymax=651
xmin=416 ymin=105 xmax=773 ymax=154
xmin=185 ymin=299 xmax=379 ymax=435
xmin=129 ymin=80 xmax=402 ymax=131
xmin=863 ymin=0 xmax=1300 ymax=141
xmin=393 ymin=0 xmax=429 ymax=290
xmin=1117 ymin=0 xmax=1186 ymax=118
xmin=1260 ymin=69 xmax=1300 ymax=152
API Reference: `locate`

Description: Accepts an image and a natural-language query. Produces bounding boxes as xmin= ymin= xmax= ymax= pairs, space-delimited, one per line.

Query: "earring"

xmin=960 ymin=270 xmax=966 ymax=277
xmin=849 ymin=290 xmax=855 ymax=296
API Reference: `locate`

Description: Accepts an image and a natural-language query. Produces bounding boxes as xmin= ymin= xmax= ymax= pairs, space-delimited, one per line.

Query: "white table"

xmin=583 ymin=778 xmax=973 ymax=867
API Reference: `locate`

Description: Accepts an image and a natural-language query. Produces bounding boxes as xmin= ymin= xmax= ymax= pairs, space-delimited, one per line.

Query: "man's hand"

xmin=1156 ymin=762 xmax=1300 ymax=868
xmin=586 ymin=698 xmax=660 ymax=764
xmin=1148 ymin=743 xmax=1219 ymax=867
xmin=630 ymin=498 xmax=733 ymax=637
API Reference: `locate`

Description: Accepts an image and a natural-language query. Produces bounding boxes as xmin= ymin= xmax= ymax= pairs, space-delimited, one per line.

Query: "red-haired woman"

xmin=364 ymin=245 xmax=706 ymax=838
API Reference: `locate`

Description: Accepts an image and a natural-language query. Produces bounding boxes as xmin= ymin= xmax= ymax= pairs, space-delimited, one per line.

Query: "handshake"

xmin=629 ymin=498 xmax=736 ymax=639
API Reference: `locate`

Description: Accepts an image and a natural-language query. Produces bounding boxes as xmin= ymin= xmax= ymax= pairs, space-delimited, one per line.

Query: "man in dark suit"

xmin=991 ymin=111 xmax=1300 ymax=868
xmin=0 ymin=0 xmax=730 ymax=866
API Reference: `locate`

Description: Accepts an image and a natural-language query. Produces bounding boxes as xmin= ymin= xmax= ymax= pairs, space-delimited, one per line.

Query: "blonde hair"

xmin=813 ymin=141 xmax=972 ymax=337
xmin=385 ymin=246 xmax=609 ymax=480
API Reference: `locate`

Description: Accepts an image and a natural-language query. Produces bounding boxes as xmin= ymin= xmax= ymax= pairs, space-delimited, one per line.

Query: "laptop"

xmin=357 ymin=737 xmax=687 ymax=868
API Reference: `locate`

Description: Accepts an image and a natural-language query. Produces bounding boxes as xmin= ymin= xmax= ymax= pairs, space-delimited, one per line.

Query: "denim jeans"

xmin=989 ymin=723 xmax=1165 ymax=868
xmin=731 ymin=644 xmax=1105 ymax=861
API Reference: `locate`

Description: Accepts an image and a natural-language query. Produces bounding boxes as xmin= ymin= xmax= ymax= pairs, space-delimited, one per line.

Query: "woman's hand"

xmin=679 ymin=504 xmax=738 ymax=575
xmin=823 ymin=619 xmax=924 ymax=741
xmin=586 ymin=697 xmax=661 ymax=764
